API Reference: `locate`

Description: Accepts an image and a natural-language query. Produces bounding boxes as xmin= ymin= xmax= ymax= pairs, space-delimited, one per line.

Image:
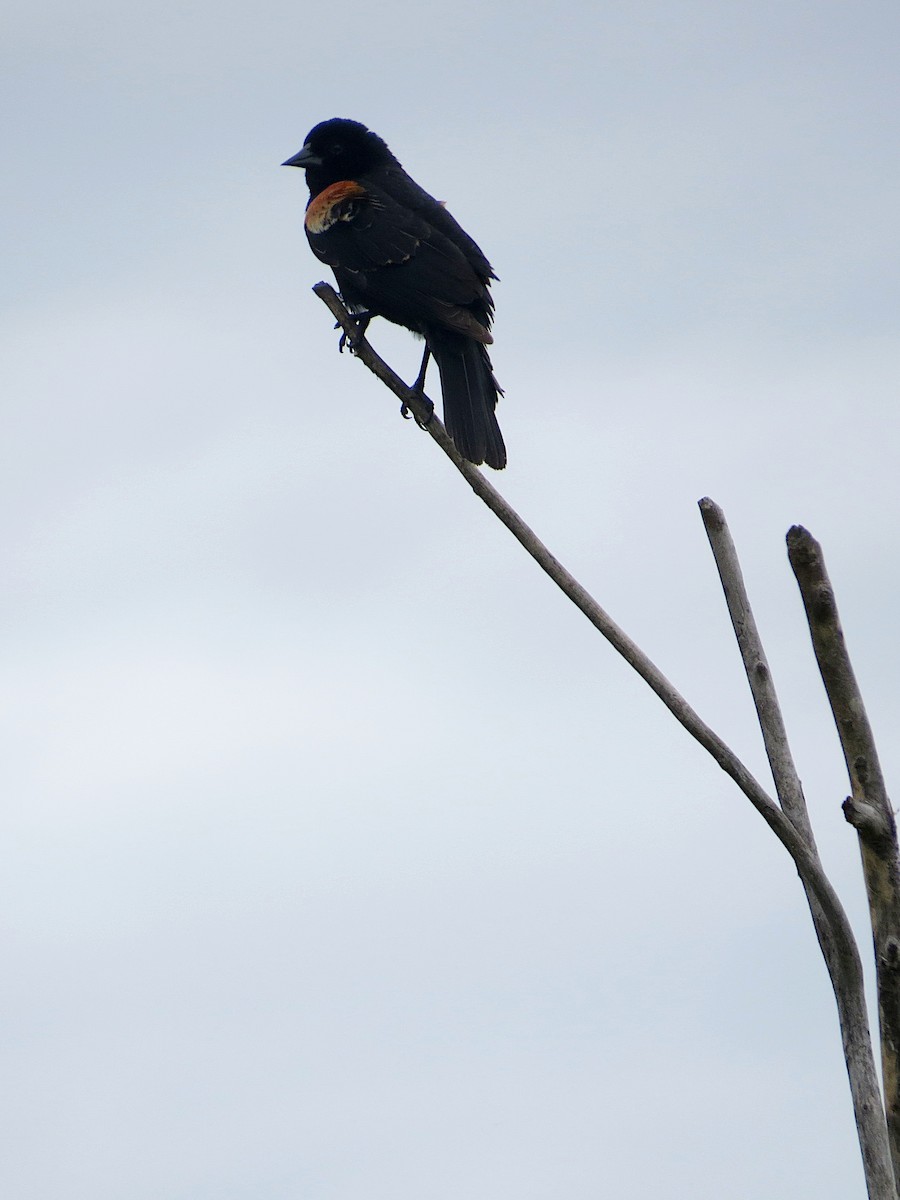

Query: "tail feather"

xmin=427 ymin=330 xmax=506 ymax=469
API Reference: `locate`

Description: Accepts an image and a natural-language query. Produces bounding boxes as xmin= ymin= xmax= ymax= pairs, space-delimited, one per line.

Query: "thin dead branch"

xmin=789 ymin=526 xmax=900 ymax=1186
xmin=702 ymin=499 xmax=893 ymax=1199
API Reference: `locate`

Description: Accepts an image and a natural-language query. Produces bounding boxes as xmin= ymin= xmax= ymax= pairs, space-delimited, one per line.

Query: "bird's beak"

xmin=281 ymin=143 xmax=321 ymax=168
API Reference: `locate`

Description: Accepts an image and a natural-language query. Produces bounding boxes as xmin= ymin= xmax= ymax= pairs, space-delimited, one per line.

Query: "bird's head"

xmin=282 ymin=118 xmax=396 ymax=190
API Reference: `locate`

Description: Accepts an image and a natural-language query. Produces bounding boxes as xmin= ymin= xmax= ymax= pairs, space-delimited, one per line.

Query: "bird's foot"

xmin=400 ymin=393 xmax=434 ymax=427
xmin=336 ymin=311 xmax=372 ymax=354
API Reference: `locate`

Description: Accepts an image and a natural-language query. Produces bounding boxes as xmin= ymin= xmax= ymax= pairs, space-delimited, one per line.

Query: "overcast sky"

xmin=3 ymin=1 xmax=900 ymax=1196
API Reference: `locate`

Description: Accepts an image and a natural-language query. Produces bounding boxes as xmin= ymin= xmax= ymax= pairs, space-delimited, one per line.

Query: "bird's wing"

xmin=375 ymin=162 xmax=498 ymax=284
xmin=304 ymin=181 xmax=492 ymax=342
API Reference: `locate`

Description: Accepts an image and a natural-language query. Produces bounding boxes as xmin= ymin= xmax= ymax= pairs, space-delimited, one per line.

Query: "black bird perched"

xmin=282 ymin=118 xmax=506 ymax=469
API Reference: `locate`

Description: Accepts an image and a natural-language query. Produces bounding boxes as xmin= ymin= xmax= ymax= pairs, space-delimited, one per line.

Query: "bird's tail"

xmin=427 ymin=330 xmax=506 ymax=470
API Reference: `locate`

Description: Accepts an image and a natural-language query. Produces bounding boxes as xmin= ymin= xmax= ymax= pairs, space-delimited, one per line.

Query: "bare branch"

xmin=701 ymin=499 xmax=894 ymax=1199
xmin=789 ymin=525 xmax=900 ymax=1185
xmin=699 ymin=498 xmax=815 ymax=844
xmin=786 ymin=527 xmax=895 ymax=839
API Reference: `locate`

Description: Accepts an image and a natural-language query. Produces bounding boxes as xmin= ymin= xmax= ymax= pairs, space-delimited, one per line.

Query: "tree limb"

xmin=789 ymin=525 xmax=900 ymax=1186
xmin=701 ymin=498 xmax=894 ymax=1199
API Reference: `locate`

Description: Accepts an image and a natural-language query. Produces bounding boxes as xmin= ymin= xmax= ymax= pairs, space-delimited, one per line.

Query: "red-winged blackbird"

xmin=283 ymin=118 xmax=506 ymax=469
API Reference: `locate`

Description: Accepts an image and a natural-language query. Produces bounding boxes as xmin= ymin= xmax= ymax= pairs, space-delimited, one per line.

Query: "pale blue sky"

xmin=3 ymin=1 xmax=899 ymax=1196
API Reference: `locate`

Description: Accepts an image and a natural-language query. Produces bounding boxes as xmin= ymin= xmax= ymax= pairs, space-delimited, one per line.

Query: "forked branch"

xmin=702 ymin=499 xmax=893 ymax=1199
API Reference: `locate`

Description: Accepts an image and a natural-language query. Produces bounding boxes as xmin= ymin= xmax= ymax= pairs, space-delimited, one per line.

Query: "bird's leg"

xmin=401 ymin=345 xmax=434 ymax=424
xmin=412 ymin=344 xmax=431 ymax=392
xmin=336 ymin=311 xmax=372 ymax=354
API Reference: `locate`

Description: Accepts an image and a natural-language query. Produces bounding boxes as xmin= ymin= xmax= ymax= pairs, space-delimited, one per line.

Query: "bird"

xmin=282 ymin=118 xmax=506 ymax=469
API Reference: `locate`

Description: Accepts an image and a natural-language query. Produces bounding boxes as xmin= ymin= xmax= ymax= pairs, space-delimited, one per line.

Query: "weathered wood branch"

xmin=789 ymin=525 xmax=900 ymax=1187
xmin=702 ymin=499 xmax=894 ymax=1199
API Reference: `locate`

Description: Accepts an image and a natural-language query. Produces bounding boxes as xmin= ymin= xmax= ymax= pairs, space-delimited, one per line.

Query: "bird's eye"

xmin=329 ymin=142 xmax=343 ymax=156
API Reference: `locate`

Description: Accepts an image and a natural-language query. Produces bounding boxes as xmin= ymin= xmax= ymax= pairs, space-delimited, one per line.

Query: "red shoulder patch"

xmin=305 ymin=181 xmax=368 ymax=234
